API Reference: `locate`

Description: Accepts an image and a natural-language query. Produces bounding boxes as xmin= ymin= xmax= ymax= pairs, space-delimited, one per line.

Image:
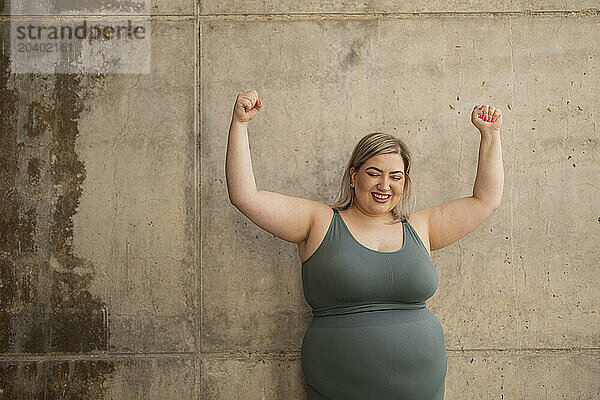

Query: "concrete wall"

xmin=0 ymin=0 xmax=598 ymax=399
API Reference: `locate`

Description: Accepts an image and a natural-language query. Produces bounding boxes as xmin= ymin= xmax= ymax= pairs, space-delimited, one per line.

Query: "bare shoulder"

xmin=298 ymin=202 xmax=335 ymax=263
xmin=406 ymin=209 xmax=432 ymax=256
xmin=306 ymin=201 xmax=335 ymax=232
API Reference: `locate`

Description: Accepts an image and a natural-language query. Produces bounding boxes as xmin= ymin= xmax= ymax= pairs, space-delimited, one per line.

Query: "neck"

xmin=348 ymin=203 xmax=393 ymax=225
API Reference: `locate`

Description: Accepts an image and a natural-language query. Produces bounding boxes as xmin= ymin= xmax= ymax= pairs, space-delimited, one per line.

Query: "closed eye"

xmin=368 ymin=173 xmax=403 ymax=180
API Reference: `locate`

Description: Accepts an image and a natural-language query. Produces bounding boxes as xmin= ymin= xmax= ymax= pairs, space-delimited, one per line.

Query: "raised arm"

xmin=226 ymin=91 xmax=319 ymax=245
xmin=413 ymin=104 xmax=504 ymax=251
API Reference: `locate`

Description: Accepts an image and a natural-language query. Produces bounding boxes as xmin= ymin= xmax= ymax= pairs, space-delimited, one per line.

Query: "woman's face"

xmin=350 ymin=153 xmax=406 ymax=216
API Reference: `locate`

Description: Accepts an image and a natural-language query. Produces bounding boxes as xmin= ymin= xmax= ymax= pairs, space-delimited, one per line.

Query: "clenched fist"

xmin=232 ymin=90 xmax=262 ymax=124
xmin=472 ymin=104 xmax=502 ymax=133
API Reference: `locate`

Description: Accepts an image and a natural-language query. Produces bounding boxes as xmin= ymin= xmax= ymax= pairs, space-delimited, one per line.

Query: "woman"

xmin=226 ymin=90 xmax=504 ymax=399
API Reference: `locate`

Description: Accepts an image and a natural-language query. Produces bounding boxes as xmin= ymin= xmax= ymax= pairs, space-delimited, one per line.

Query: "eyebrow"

xmin=365 ymin=166 xmax=404 ymax=175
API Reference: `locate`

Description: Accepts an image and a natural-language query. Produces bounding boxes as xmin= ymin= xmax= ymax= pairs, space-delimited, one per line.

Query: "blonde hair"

xmin=330 ymin=132 xmax=413 ymax=223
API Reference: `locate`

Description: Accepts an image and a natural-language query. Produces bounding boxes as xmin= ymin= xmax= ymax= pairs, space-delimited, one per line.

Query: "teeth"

xmin=372 ymin=193 xmax=390 ymax=199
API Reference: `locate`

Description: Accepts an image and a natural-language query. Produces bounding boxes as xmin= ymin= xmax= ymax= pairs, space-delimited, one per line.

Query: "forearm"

xmin=225 ymin=119 xmax=258 ymax=206
xmin=472 ymin=130 xmax=504 ymax=209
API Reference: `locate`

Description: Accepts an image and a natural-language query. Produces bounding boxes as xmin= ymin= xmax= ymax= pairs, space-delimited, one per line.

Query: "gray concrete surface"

xmin=0 ymin=1 xmax=598 ymax=399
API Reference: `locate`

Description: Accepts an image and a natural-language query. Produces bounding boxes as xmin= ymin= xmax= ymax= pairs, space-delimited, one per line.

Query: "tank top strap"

xmin=329 ymin=207 xmax=414 ymax=254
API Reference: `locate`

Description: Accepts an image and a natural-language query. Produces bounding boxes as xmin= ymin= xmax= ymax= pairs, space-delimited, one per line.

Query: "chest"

xmin=299 ymin=212 xmax=431 ymax=264
xmin=301 ymin=235 xmax=439 ymax=305
xmin=346 ymin=222 xmax=405 ymax=252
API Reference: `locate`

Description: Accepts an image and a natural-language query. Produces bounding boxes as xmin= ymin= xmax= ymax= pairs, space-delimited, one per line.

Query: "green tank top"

xmin=301 ymin=207 xmax=438 ymax=317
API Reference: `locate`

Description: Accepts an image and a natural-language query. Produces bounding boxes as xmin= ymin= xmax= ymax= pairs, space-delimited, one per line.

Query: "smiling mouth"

xmin=371 ymin=192 xmax=391 ymax=200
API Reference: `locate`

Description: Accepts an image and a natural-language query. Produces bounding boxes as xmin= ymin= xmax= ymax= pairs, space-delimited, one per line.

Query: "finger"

xmin=240 ymin=97 xmax=252 ymax=107
xmin=488 ymin=106 xmax=496 ymax=122
xmin=492 ymin=109 xmax=500 ymax=121
xmin=484 ymin=105 xmax=490 ymax=122
xmin=241 ymin=92 xmax=255 ymax=106
xmin=476 ymin=105 xmax=484 ymax=119
xmin=475 ymin=104 xmax=483 ymax=118
xmin=476 ymin=105 xmax=484 ymax=117
xmin=246 ymin=90 xmax=258 ymax=106
xmin=240 ymin=97 xmax=252 ymax=110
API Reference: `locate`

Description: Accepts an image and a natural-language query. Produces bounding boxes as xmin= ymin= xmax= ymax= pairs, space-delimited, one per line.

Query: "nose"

xmin=377 ymin=176 xmax=391 ymax=191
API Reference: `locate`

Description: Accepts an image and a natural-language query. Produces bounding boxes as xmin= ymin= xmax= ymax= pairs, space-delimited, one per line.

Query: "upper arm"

xmin=231 ymin=189 xmax=319 ymax=245
xmin=415 ymin=196 xmax=498 ymax=251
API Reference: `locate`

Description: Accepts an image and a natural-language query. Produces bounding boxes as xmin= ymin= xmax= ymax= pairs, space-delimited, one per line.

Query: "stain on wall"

xmin=0 ymin=361 xmax=113 ymax=397
xmin=0 ymin=22 xmax=114 ymax=395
